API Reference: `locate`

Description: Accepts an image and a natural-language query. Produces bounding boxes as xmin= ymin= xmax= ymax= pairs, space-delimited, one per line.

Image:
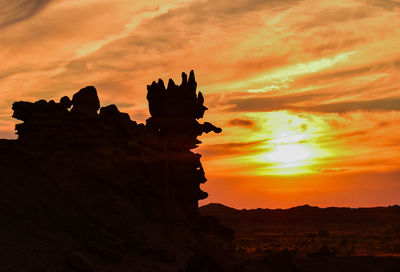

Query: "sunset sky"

xmin=1 ymin=0 xmax=400 ymax=208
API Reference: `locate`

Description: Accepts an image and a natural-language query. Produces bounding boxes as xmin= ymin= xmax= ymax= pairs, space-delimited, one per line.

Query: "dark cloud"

xmin=224 ymin=92 xmax=327 ymax=112
xmin=158 ymin=0 xmax=302 ymax=23
xmin=363 ymin=0 xmax=400 ymax=10
xmin=304 ymin=97 xmax=400 ymax=113
xmin=201 ymin=139 xmax=267 ymax=157
xmin=320 ymin=168 xmax=349 ymax=174
xmin=227 ymin=118 xmax=254 ymax=127
xmin=0 ymin=0 xmax=52 ymax=29
xmin=296 ymin=66 xmax=374 ymax=85
xmin=378 ymin=121 xmax=391 ymax=127
xmin=338 ymin=130 xmax=368 ymax=138
xmin=224 ymin=90 xmax=400 ymax=113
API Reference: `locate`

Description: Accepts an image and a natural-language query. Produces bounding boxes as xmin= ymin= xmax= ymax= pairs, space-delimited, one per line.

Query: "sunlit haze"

xmin=1 ymin=0 xmax=400 ymax=208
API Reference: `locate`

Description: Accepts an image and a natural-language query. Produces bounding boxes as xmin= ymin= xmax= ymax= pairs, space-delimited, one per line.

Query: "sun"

xmin=249 ymin=111 xmax=332 ymax=176
xmin=257 ymin=142 xmax=317 ymax=176
xmin=266 ymin=144 xmax=311 ymax=164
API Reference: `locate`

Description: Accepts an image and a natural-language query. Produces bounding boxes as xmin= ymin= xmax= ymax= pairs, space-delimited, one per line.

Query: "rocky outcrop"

xmin=0 ymin=71 xmax=238 ymax=271
xmin=146 ymin=71 xmax=221 ymax=215
xmin=71 ymin=86 xmax=100 ymax=116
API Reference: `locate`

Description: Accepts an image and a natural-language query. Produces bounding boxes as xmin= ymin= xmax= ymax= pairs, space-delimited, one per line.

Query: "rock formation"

xmin=146 ymin=70 xmax=221 ymax=215
xmin=0 ymin=71 xmax=238 ymax=271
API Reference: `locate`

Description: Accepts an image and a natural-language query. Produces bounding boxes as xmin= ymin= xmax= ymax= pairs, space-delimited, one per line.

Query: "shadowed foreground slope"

xmin=0 ymin=71 xmax=237 ymax=272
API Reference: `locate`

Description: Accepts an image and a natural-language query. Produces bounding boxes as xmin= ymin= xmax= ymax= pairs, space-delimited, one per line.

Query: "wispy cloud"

xmin=0 ymin=0 xmax=52 ymax=29
xmin=227 ymin=118 xmax=255 ymax=127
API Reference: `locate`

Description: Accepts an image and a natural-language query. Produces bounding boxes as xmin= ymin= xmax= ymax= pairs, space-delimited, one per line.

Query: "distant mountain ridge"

xmin=200 ymin=203 xmax=400 ymax=226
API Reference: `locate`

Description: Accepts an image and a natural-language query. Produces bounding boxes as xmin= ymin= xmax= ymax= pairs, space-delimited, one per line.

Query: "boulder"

xmin=71 ymin=86 xmax=100 ymax=116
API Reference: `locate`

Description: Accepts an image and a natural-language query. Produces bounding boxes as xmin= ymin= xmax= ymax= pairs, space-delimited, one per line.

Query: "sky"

xmin=1 ymin=0 xmax=400 ymax=208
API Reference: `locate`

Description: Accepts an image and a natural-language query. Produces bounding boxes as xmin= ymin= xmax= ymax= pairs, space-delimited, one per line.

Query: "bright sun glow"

xmin=266 ymin=144 xmax=311 ymax=164
xmin=257 ymin=140 xmax=318 ymax=176
xmin=249 ymin=111 xmax=333 ymax=176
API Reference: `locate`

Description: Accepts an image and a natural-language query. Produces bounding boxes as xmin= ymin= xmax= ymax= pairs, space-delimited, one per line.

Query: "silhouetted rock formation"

xmin=146 ymin=71 xmax=221 ymax=215
xmin=71 ymin=86 xmax=100 ymax=116
xmin=0 ymin=71 xmax=239 ymax=272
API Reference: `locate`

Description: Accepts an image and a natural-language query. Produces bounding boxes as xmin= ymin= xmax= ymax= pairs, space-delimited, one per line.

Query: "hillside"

xmin=200 ymin=203 xmax=400 ymax=227
xmin=201 ymin=203 xmax=400 ymax=264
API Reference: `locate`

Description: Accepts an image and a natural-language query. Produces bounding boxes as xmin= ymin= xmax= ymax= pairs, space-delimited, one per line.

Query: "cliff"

xmin=0 ymin=71 xmax=236 ymax=272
